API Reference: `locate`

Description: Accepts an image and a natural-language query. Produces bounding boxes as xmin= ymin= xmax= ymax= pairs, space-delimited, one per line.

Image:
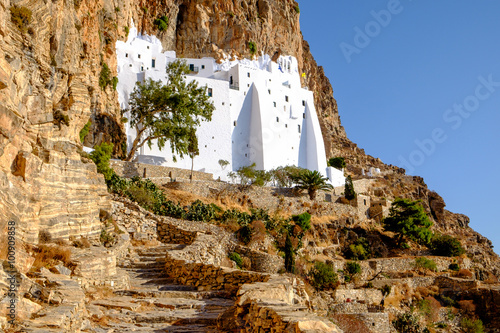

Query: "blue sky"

xmin=299 ymin=1 xmax=500 ymax=254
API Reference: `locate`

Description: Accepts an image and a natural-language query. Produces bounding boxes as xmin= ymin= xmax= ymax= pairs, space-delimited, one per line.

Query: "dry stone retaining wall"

xmin=110 ymin=160 xmax=213 ymax=181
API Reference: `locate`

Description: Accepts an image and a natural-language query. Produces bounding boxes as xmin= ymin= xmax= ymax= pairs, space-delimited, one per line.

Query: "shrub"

xmin=186 ymin=200 xmax=221 ymax=222
xmin=238 ymin=225 xmax=252 ymax=244
xmin=112 ymin=77 xmax=118 ymax=90
xmin=346 ymin=261 xmax=361 ymax=276
xmin=294 ymin=5 xmax=300 ymax=14
xmin=309 ymin=261 xmax=338 ymax=290
xmin=449 ymin=263 xmax=460 ymax=271
xmin=90 ymin=142 xmax=115 ymax=181
xmin=126 ymin=184 xmax=156 ymax=210
xmin=461 ymin=317 xmax=484 ymax=333
xmin=248 ymin=41 xmax=257 ymax=55
xmin=10 ymin=6 xmax=32 ymax=32
xmin=431 ymin=234 xmax=465 ymax=257
xmin=392 ymin=312 xmax=422 ymax=333
xmin=327 ymin=157 xmax=345 ymax=170
xmin=284 ymin=233 xmax=295 ymax=273
xmin=344 ymin=237 xmax=370 ymax=260
xmin=79 ymin=120 xmax=92 ymax=142
xmin=100 ymin=227 xmax=116 ymax=247
xmin=124 ymin=26 xmax=129 ymax=36
xmin=154 ymin=15 xmax=169 ymax=31
xmin=218 ymin=159 xmax=229 ymax=170
xmin=30 ymin=244 xmax=72 ymax=272
xmin=344 ymin=175 xmax=356 ymax=200
xmin=380 ymin=284 xmax=391 ymax=296
xmin=414 ymin=257 xmax=437 ymax=272
xmin=226 ymin=11 xmax=235 ymax=18
xmin=99 ymin=63 xmax=112 ymax=90
xmin=229 ymin=252 xmax=243 ymax=269
xmin=292 ymin=212 xmax=311 ymax=232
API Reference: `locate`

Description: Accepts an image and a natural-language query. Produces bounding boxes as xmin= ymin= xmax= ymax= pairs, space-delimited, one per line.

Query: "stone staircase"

xmin=89 ymin=245 xmax=234 ymax=332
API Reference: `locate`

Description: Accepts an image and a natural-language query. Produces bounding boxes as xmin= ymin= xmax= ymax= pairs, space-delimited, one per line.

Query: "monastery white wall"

xmin=115 ymin=23 xmax=344 ymax=185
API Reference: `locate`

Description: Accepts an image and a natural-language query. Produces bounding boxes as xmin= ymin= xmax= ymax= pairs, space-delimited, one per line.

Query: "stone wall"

xmin=110 ymin=160 xmax=213 ymax=181
xmin=232 ymin=244 xmax=284 ymax=274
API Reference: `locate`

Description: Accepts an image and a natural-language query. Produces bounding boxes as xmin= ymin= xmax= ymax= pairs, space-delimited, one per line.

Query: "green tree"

xmin=125 ymin=60 xmax=215 ymax=161
xmin=383 ymin=198 xmax=433 ymax=246
xmin=431 ymin=234 xmax=465 ymax=257
xmin=344 ymin=175 xmax=356 ymax=200
xmin=308 ymin=261 xmax=338 ymax=290
xmin=328 ymin=157 xmax=346 ymax=170
xmin=292 ymin=169 xmax=333 ymax=200
xmin=90 ymin=142 xmax=114 ymax=181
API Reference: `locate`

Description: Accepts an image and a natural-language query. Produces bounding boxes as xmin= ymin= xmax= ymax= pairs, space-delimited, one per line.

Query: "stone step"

xmin=100 ymin=322 xmax=221 ymax=332
xmin=115 ymin=289 xmax=231 ymax=300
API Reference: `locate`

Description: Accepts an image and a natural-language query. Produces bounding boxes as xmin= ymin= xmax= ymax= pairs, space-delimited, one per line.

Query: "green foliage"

xmin=284 ymin=233 xmax=295 ymax=273
xmin=90 ymin=142 xmax=115 ymax=181
xmin=186 ymin=200 xmax=221 ymax=222
xmin=100 ymin=227 xmax=116 ymax=247
xmin=226 ymin=11 xmax=235 ymax=18
xmin=380 ymin=284 xmax=391 ymax=296
xmin=461 ymin=317 xmax=484 ymax=333
xmin=218 ymin=159 xmax=229 ymax=170
xmin=414 ymin=257 xmax=437 ymax=272
xmin=99 ymin=63 xmax=112 ymax=90
xmin=308 ymin=261 xmax=338 ymax=290
xmin=229 ymin=252 xmax=243 ymax=269
xmin=291 ymin=169 xmax=333 ymax=200
xmin=417 ymin=299 xmax=431 ymax=318
xmin=269 ymin=165 xmax=305 ymax=188
xmin=449 ymin=263 xmax=460 ymax=271
xmin=53 ymin=110 xmax=70 ymax=128
xmin=248 ymin=41 xmax=257 ymax=55
xmin=236 ymin=163 xmax=271 ymax=186
xmin=126 ymin=60 xmax=214 ymax=161
xmin=392 ymin=312 xmax=422 ymax=333
xmin=112 ymin=77 xmax=119 ymax=90
xmin=292 ymin=212 xmax=311 ymax=232
xmin=154 ymin=15 xmax=169 ymax=31
xmin=79 ymin=120 xmax=92 ymax=143
xmin=124 ymin=26 xmax=130 ymax=36
xmin=294 ymin=5 xmax=300 ymax=14
xmin=344 ymin=237 xmax=370 ymax=260
xmin=383 ymin=198 xmax=433 ymax=246
xmin=327 ymin=157 xmax=345 ymax=170
xmin=431 ymin=234 xmax=465 ymax=257
xmin=344 ymin=175 xmax=356 ymax=200
xmin=401 ymin=242 xmax=410 ymax=249
xmin=10 ymin=6 xmax=32 ymax=32
xmin=346 ymin=261 xmax=361 ymax=276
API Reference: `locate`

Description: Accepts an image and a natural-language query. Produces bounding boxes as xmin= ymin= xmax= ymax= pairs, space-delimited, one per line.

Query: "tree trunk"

xmin=190 ymin=154 xmax=194 ymax=183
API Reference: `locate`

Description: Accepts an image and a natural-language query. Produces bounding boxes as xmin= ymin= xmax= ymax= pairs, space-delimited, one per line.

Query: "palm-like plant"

xmin=292 ymin=170 xmax=333 ymax=200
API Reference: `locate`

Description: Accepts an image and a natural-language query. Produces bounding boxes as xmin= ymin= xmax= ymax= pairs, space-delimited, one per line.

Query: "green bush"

xmin=292 ymin=212 xmax=311 ymax=232
xmin=309 ymin=261 xmax=338 ymax=290
xmin=284 ymin=233 xmax=295 ymax=273
xmin=248 ymin=41 xmax=257 ymax=55
xmin=449 ymin=263 xmax=460 ymax=271
xmin=431 ymin=234 xmax=465 ymax=257
xmin=99 ymin=63 xmax=112 ymax=90
xmin=327 ymin=157 xmax=345 ymax=170
xmin=461 ymin=317 xmax=484 ymax=333
xmin=154 ymin=15 xmax=169 ymax=31
xmin=344 ymin=237 xmax=370 ymax=260
xmin=10 ymin=6 xmax=32 ymax=32
xmin=346 ymin=261 xmax=361 ymax=276
xmin=186 ymin=200 xmax=221 ymax=222
xmin=124 ymin=26 xmax=129 ymax=36
xmin=79 ymin=120 xmax=92 ymax=143
xmin=414 ymin=257 xmax=437 ymax=272
xmin=294 ymin=5 xmax=300 ymax=14
xmin=90 ymin=142 xmax=114 ymax=181
xmin=112 ymin=77 xmax=119 ymax=90
xmin=380 ymin=284 xmax=391 ymax=296
xmin=344 ymin=175 xmax=356 ymax=200
xmin=392 ymin=312 xmax=422 ymax=333
xmin=238 ymin=225 xmax=252 ymax=244
xmin=229 ymin=252 xmax=243 ymax=269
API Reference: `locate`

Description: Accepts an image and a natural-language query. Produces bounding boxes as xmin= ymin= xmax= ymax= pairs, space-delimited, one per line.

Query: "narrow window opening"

xmin=201 ymin=65 xmax=205 ymax=69
xmin=147 ymin=46 xmax=150 ymax=49
xmin=268 ymin=89 xmax=271 ymax=94
xmin=138 ymin=54 xmax=141 ymax=59
xmin=273 ymin=102 xmax=276 ymax=107
xmin=233 ymin=121 xmax=237 ymax=126
xmin=141 ymin=66 xmax=144 ymax=71
xmin=208 ymin=88 xmax=213 ymax=97
xmin=276 ymin=117 xmax=279 ymax=123
xmin=285 ymin=96 xmax=289 ymax=102
xmin=303 ymin=113 xmax=306 ymax=119
xmin=125 ymin=53 xmax=128 ymax=58
xmin=247 ymin=72 xmax=250 ymax=78
xmin=298 ymin=125 xmax=301 ymax=133
xmin=152 ymin=59 xmax=156 ymax=68
xmin=285 ymin=124 xmax=288 ymax=128
xmin=302 ymin=100 xmax=305 ymax=106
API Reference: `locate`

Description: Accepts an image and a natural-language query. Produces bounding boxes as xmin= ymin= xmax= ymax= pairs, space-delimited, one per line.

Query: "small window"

xmin=147 ymin=46 xmax=150 ymax=49
xmin=201 ymin=65 xmax=205 ymax=69
xmin=208 ymin=88 xmax=213 ymax=97
xmin=364 ymin=199 xmax=367 ymax=205
xmin=129 ymin=64 xmax=132 ymax=67
xmin=285 ymin=124 xmax=288 ymax=128
xmin=233 ymin=121 xmax=237 ymax=126
xmin=302 ymin=100 xmax=306 ymax=106
xmin=138 ymin=54 xmax=141 ymax=59
xmin=244 ymin=91 xmax=246 ymax=96
xmin=245 ymin=153 xmax=248 ymax=157
xmin=285 ymin=96 xmax=289 ymax=102
xmin=152 ymin=59 xmax=156 ymax=68
xmin=125 ymin=53 xmax=128 ymax=58
xmin=205 ymin=145 xmax=207 ymax=148
xmin=303 ymin=113 xmax=306 ymax=119
xmin=276 ymin=117 xmax=279 ymax=123
xmin=247 ymin=72 xmax=250 ymax=78
xmin=268 ymin=89 xmax=271 ymax=94
xmin=222 ymin=102 xmax=225 ymax=106
xmin=212 ymin=136 xmax=215 ymax=139
xmin=141 ymin=66 xmax=144 ymax=71
xmin=247 ymin=84 xmax=250 ymax=87
xmin=298 ymin=125 xmax=301 ymax=133
xmin=273 ymin=102 xmax=276 ymax=107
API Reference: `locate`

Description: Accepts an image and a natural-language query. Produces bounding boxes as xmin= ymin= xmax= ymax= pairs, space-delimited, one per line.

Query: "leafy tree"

xmin=328 ymin=157 xmax=346 ymax=170
xmin=292 ymin=212 xmax=311 ymax=232
xmin=392 ymin=312 xmax=423 ymax=333
xmin=431 ymin=234 xmax=465 ymax=257
xmin=308 ymin=261 xmax=338 ymax=290
xmin=90 ymin=142 xmax=114 ymax=181
xmin=284 ymin=233 xmax=295 ymax=273
xmin=125 ymin=60 xmax=215 ymax=161
xmin=154 ymin=15 xmax=168 ymax=31
xmin=236 ymin=163 xmax=271 ymax=186
xmin=383 ymin=198 xmax=433 ymax=246
xmin=344 ymin=175 xmax=356 ymax=200
xmin=218 ymin=159 xmax=229 ymax=170
xmin=79 ymin=120 xmax=91 ymax=143
xmin=269 ymin=165 xmax=304 ymax=188
xmin=292 ymin=169 xmax=333 ymax=200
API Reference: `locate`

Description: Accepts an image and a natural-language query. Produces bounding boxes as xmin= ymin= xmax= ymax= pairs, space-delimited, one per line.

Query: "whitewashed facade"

xmin=116 ymin=24 xmax=344 ymax=186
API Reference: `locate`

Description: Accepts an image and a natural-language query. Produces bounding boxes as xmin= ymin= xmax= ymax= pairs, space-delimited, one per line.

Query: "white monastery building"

xmin=116 ymin=24 xmax=345 ymax=186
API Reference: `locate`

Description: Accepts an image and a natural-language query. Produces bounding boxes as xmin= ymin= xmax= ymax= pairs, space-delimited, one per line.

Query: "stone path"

xmin=89 ymin=245 xmax=234 ymax=332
